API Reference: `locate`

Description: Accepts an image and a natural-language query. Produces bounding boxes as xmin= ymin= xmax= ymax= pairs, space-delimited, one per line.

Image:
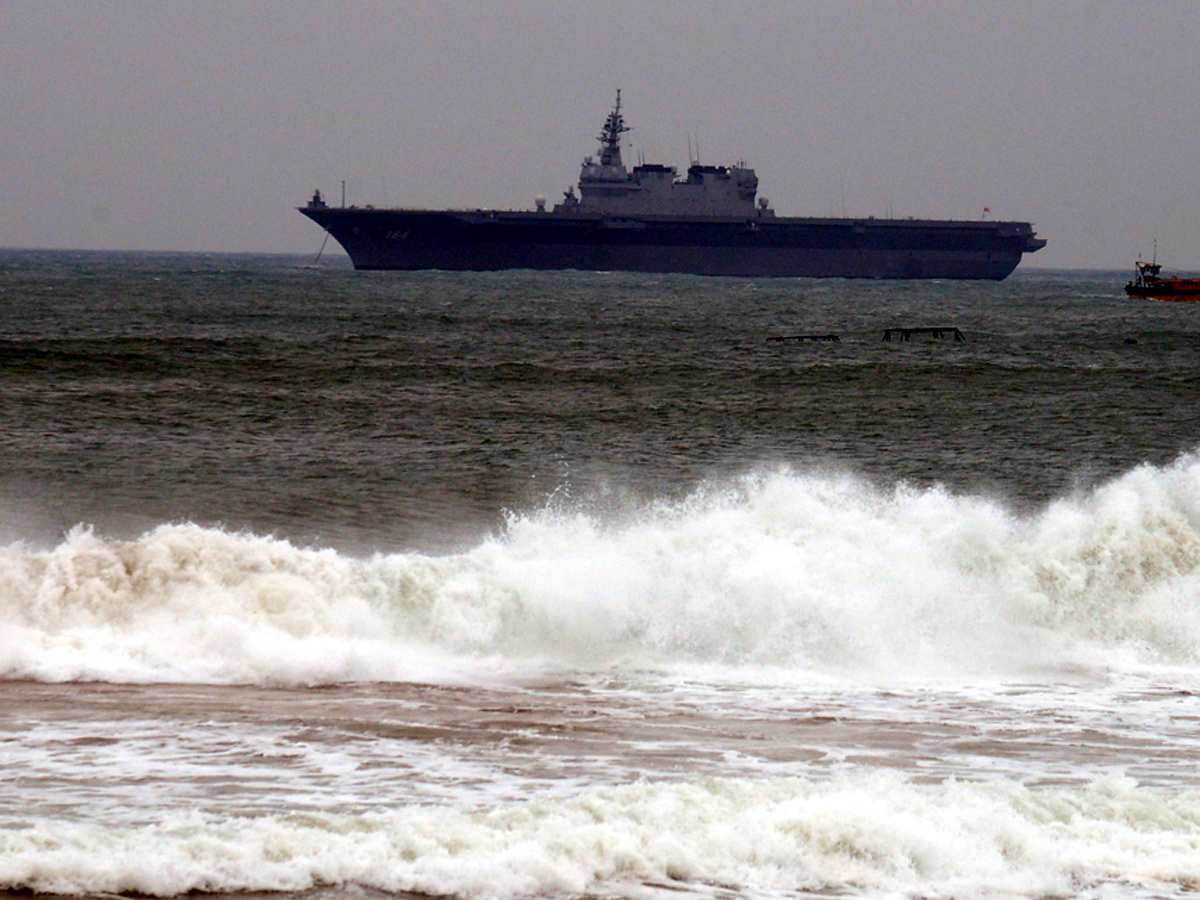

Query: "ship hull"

xmin=1125 ymin=281 xmax=1200 ymax=302
xmin=300 ymin=208 xmax=1045 ymax=280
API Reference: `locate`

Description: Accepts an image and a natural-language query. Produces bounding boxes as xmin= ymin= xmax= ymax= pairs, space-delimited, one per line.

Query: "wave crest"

xmin=5 ymin=455 xmax=1200 ymax=684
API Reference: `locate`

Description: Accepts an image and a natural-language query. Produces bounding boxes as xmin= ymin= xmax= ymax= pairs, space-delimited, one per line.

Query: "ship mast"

xmin=597 ymin=89 xmax=630 ymax=167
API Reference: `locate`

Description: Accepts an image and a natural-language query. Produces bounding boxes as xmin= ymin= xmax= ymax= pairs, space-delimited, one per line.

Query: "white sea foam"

xmin=2 ymin=774 xmax=1199 ymax=899
xmin=4 ymin=454 xmax=1200 ymax=685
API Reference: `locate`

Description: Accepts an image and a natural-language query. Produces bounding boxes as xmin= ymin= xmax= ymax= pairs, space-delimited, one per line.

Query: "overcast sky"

xmin=3 ymin=1 xmax=1197 ymax=269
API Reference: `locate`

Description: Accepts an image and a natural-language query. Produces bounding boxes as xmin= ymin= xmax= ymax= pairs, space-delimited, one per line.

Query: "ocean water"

xmin=3 ymin=249 xmax=1200 ymax=900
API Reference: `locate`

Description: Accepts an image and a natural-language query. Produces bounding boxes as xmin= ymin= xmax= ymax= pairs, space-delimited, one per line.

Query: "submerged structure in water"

xmin=299 ymin=92 xmax=1046 ymax=279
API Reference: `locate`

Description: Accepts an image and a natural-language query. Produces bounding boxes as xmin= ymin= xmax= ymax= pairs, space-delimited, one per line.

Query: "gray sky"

xmin=3 ymin=1 xmax=1197 ymax=269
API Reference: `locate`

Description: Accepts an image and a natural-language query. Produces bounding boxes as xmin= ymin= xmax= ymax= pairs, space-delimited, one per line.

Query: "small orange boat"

xmin=1125 ymin=258 xmax=1200 ymax=302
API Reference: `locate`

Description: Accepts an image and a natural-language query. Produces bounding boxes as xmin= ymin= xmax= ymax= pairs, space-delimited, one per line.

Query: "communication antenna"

xmin=597 ymin=90 xmax=630 ymax=167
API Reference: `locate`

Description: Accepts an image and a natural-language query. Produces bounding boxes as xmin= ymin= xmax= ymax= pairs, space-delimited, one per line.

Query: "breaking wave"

xmin=4 ymin=453 xmax=1200 ymax=685
xmin=3 ymin=774 xmax=1200 ymax=898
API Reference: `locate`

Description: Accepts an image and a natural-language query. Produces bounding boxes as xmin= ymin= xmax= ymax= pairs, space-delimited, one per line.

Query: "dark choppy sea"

xmin=3 ymin=249 xmax=1200 ymax=900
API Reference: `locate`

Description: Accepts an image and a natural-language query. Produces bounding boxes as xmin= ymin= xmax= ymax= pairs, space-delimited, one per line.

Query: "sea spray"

xmin=4 ymin=458 xmax=1200 ymax=685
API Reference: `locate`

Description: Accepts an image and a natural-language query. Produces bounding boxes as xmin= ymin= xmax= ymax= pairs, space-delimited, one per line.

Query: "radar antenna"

xmin=597 ymin=89 xmax=630 ymax=167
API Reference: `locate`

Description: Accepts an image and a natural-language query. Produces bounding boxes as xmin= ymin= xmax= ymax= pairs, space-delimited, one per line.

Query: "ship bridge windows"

xmin=632 ymin=164 xmax=677 ymax=180
xmin=686 ymin=164 xmax=732 ymax=183
xmin=581 ymin=164 xmax=630 ymax=182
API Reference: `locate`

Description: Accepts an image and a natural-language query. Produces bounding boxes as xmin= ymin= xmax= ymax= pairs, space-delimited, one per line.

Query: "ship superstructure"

xmin=557 ymin=90 xmax=763 ymax=218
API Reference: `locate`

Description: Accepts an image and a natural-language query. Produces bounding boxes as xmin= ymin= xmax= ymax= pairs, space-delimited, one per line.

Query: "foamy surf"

xmin=2 ymin=774 xmax=1199 ymax=899
xmin=3 ymin=454 xmax=1200 ymax=686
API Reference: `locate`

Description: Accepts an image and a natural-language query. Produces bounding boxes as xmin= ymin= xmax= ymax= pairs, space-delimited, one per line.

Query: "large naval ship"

xmin=299 ymin=93 xmax=1045 ymax=279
